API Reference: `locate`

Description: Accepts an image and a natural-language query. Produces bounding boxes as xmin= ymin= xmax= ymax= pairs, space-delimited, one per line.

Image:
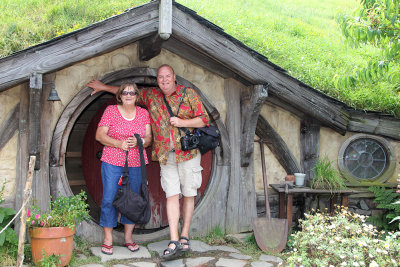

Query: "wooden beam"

xmin=28 ymin=73 xmax=42 ymax=170
xmin=241 ymin=84 xmax=268 ymax=167
xmin=159 ymin=0 xmax=172 ymax=40
xmin=224 ymin=78 xmax=256 ymax=233
xmin=256 ymin=115 xmax=301 ymax=174
xmin=0 ymin=2 xmax=159 ymax=91
xmin=0 ymin=103 xmax=19 ymax=151
xmin=139 ymin=33 xmax=165 ymax=61
xmin=300 ymin=118 xmax=320 ymax=184
xmin=348 ymin=110 xmax=400 ymax=140
xmin=14 ymin=83 xmax=29 ymax=232
xmin=171 ymin=4 xmax=349 ymax=134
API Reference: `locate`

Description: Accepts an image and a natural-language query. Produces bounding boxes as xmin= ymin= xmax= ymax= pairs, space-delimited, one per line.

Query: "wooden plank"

xmin=35 ymin=74 xmax=55 ymax=209
xmin=224 ymin=78 xmax=242 ymax=233
xmin=348 ymin=110 xmax=400 ymax=140
xmin=300 ymin=118 xmax=320 ymax=184
xmin=163 ymin=37 xmax=247 ymax=83
xmin=256 ymin=115 xmax=301 ymax=174
xmin=241 ymin=84 xmax=268 ymax=167
xmin=66 ymin=151 xmax=82 ymax=158
xmin=171 ymin=4 xmax=349 ymax=134
xmin=15 ymin=83 xmax=29 ymax=233
xmin=0 ymin=103 xmax=19 ymax=151
xmin=0 ymin=2 xmax=159 ymax=91
xmin=224 ymin=78 xmax=256 ymax=233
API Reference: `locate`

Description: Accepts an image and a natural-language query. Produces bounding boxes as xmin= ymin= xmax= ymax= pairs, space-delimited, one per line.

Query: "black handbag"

xmin=193 ymin=125 xmax=220 ymax=154
xmin=162 ymin=88 xmax=220 ymax=154
xmin=112 ymin=134 xmax=151 ymax=224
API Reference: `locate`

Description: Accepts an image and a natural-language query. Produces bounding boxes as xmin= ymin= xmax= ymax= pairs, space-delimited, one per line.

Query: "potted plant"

xmin=310 ymin=155 xmax=346 ymax=192
xmin=27 ymin=191 xmax=90 ymax=266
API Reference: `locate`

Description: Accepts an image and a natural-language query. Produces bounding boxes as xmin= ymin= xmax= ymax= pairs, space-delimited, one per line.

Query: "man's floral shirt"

xmin=138 ymin=84 xmax=209 ymax=165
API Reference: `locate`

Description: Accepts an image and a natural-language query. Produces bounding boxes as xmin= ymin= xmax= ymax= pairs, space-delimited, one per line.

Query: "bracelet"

xmin=141 ymin=138 xmax=145 ymax=145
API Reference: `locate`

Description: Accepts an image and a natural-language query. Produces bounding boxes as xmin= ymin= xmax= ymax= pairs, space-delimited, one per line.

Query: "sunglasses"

xmin=121 ymin=91 xmax=138 ymax=96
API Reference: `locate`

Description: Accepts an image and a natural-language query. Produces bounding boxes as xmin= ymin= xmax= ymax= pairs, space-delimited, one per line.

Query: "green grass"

xmin=1 ymin=0 xmax=399 ymax=115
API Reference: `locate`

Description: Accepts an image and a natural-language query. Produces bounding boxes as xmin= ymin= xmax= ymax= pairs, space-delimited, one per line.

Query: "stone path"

xmin=77 ymin=239 xmax=283 ymax=267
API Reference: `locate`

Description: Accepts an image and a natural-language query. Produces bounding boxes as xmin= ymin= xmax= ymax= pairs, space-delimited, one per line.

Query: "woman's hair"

xmin=116 ymin=83 xmax=139 ymax=105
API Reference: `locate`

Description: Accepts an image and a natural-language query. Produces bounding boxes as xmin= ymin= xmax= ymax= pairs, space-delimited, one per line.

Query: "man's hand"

xmin=169 ymin=117 xmax=184 ymax=128
xmin=87 ymin=79 xmax=108 ymax=96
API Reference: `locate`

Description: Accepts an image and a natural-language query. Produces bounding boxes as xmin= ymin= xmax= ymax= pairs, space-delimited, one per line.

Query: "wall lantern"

xmin=42 ymin=81 xmax=61 ymax=101
xmin=47 ymin=83 xmax=61 ymax=101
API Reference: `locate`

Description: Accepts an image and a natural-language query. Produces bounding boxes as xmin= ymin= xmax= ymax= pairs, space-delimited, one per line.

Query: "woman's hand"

xmin=120 ymin=140 xmax=129 ymax=151
xmin=126 ymin=136 xmax=137 ymax=148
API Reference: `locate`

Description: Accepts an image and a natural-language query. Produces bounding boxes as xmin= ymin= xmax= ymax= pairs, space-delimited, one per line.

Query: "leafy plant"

xmin=0 ymin=180 xmax=18 ymax=245
xmin=285 ymin=207 xmax=400 ymax=266
xmin=368 ymin=185 xmax=400 ymax=231
xmin=336 ymin=0 xmax=400 ymax=93
xmin=27 ymin=191 xmax=90 ymax=229
xmin=310 ymin=155 xmax=346 ymax=192
xmin=37 ymin=249 xmax=61 ymax=267
xmin=389 ymin=177 xmax=400 ymax=230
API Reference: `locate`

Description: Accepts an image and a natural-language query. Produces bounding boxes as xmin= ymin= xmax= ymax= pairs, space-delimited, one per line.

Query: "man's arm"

xmin=169 ymin=117 xmax=206 ymax=128
xmin=87 ymin=79 xmax=119 ymax=95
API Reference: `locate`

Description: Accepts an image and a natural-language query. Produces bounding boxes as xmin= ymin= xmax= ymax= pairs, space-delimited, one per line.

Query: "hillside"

xmin=1 ymin=0 xmax=399 ymax=115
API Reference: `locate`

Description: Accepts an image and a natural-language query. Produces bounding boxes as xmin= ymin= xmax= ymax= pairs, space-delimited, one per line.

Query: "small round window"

xmin=338 ymin=134 xmax=395 ymax=184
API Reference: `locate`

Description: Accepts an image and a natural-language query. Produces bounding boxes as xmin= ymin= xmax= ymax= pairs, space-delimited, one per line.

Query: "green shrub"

xmin=0 ymin=181 xmax=18 ymax=266
xmin=285 ymin=207 xmax=400 ymax=266
xmin=311 ymin=155 xmax=346 ymax=192
xmin=368 ymin=185 xmax=400 ymax=232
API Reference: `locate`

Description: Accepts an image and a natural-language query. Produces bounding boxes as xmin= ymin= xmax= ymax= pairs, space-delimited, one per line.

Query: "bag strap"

xmin=134 ymin=133 xmax=148 ymax=185
xmin=162 ymin=87 xmax=191 ymax=136
xmin=121 ymin=136 xmax=147 ymax=185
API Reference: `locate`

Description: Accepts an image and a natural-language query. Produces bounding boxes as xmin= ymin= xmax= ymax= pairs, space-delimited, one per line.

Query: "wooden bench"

xmin=270 ymin=184 xmax=361 ymax=229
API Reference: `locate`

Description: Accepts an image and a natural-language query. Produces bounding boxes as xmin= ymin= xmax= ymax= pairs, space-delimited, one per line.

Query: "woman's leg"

xmin=100 ymin=162 xmax=123 ymax=253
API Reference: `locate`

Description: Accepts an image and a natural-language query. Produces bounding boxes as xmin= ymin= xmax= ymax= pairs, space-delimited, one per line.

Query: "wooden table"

xmin=270 ymin=184 xmax=360 ymax=229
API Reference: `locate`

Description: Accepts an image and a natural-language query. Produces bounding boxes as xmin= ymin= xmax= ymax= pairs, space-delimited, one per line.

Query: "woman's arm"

xmin=96 ymin=126 xmax=129 ymax=151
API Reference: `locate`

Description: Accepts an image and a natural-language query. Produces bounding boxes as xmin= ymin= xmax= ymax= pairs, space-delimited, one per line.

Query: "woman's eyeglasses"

xmin=121 ymin=91 xmax=138 ymax=96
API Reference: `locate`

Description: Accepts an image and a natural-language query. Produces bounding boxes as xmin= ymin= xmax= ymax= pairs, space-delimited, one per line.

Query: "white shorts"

xmin=160 ymin=152 xmax=202 ymax=198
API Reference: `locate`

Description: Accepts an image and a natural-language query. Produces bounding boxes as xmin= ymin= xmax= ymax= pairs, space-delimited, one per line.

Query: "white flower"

xmin=353 ymin=262 xmax=359 ymax=267
xmin=341 ymin=262 xmax=347 ymax=266
xmin=369 ymin=261 xmax=379 ymax=267
xmin=340 ymin=255 xmax=346 ymax=259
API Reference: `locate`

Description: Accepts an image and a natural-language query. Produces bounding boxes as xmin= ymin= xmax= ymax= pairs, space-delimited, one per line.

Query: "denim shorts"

xmin=99 ymin=162 xmax=142 ymax=227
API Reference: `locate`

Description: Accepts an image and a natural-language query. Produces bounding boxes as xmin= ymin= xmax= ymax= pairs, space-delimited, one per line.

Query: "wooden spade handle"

xmin=258 ymin=140 xmax=271 ymax=219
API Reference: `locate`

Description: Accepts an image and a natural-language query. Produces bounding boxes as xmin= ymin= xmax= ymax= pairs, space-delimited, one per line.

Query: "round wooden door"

xmin=81 ymin=98 xmax=212 ymax=228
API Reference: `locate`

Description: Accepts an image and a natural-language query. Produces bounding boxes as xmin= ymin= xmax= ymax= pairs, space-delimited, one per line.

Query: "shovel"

xmin=252 ymin=140 xmax=288 ymax=253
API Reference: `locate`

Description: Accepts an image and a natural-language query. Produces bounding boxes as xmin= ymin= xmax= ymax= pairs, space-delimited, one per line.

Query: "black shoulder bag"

xmin=162 ymin=88 xmax=220 ymax=154
xmin=112 ymin=134 xmax=151 ymax=224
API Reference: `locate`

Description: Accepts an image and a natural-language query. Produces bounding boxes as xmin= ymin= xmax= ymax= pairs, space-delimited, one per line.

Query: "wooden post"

xmin=16 ymin=156 xmax=36 ymax=267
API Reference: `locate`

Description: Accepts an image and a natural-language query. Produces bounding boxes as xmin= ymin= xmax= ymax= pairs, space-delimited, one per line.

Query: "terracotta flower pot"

xmin=29 ymin=226 xmax=75 ymax=266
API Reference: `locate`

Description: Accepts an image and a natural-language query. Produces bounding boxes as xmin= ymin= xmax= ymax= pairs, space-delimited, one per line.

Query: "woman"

xmin=96 ymin=83 xmax=152 ymax=255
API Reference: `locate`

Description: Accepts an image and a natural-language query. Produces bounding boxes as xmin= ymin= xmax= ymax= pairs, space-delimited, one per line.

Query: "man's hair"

xmin=116 ymin=83 xmax=139 ymax=105
xmin=157 ymin=64 xmax=175 ymax=76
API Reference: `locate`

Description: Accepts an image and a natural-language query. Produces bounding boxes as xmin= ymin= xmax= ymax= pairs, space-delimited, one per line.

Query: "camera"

xmin=180 ymin=133 xmax=200 ymax=151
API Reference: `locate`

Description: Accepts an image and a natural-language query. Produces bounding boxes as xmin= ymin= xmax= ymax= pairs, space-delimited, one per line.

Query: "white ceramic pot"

xmin=294 ymin=173 xmax=306 ymax=187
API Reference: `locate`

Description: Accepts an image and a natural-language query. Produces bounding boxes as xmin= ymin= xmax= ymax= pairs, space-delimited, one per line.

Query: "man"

xmin=88 ymin=64 xmax=209 ymax=259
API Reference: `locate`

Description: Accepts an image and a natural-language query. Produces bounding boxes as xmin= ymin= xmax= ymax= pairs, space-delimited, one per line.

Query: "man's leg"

xmin=180 ymin=196 xmax=194 ymax=250
xmin=165 ymin=194 xmax=180 ymax=252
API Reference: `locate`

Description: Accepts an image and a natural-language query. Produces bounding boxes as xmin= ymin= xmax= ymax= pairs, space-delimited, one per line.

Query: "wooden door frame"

xmin=49 ymin=67 xmax=231 ymax=243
